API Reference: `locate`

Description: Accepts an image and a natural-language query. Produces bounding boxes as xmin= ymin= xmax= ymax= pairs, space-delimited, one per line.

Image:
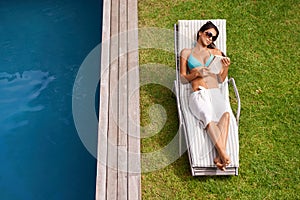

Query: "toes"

xmin=214 ymin=158 xmax=225 ymax=171
xmin=217 ymin=162 xmax=225 ymax=171
xmin=214 ymin=156 xmax=230 ymax=171
xmin=214 ymin=157 xmax=220 ymax=164
xmin=225 ymin=159 xmax=231 ymax=166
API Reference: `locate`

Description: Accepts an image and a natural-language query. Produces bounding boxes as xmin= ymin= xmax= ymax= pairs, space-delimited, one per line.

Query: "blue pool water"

xmin=0 ymin=0 xmax=102 ymax=199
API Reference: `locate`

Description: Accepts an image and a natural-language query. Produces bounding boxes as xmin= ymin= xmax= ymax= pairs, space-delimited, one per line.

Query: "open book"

xmin=208 ymin=55 xmax=223 ymax=74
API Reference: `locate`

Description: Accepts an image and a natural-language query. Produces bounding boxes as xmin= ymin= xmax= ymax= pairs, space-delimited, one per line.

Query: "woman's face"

xmin=199 ymin=28 xmax=217 ymax=46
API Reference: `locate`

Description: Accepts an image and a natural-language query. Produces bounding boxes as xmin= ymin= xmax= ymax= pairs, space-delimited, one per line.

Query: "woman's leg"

xmin=213 ymin=112 xmax=231 ymax=170
xmin=206 ymin=120 xmax=230 ymax=170
xmin=217 ymin=112 xmax=230 ymax=150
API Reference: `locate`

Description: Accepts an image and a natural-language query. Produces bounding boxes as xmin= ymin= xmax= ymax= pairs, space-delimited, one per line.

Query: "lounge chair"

xmin=173 ymin=19 xmax=241 ymax=176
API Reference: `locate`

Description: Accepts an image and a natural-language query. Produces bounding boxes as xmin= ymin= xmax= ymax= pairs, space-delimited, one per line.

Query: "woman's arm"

xmin=212 ymin=49 xmax=231 ymax=83
xmin=179 ymin=49 xmax=203 ymax=83
xmin=218 ymin=57 xmax=230 ymax=82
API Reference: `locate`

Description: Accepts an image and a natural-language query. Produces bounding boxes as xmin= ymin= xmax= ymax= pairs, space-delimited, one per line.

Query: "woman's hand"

xmin=218 ymin=57 xmax=230 ymax=83
xmin=199 ymin=67 xmax=213 ymax=76
xmin=191 ymin=70 xmax=203 ymax=80
xmin=189 ymin=68 xmax=209 ymax=81
xmin=221 ymin=57 xmax=231 ymax=67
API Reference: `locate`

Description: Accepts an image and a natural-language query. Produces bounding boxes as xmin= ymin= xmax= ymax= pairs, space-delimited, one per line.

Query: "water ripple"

xmin=0 ymin=70 xmax=55 ymax=131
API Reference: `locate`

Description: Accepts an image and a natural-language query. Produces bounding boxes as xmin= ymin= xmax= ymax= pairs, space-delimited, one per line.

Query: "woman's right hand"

xmin=198 ymin=68 xmax=211 ymax=77
xmin=191 ymin=68 xmax=209 ymax=80
xmin=194 ymin=70 xmax=203 ymax=78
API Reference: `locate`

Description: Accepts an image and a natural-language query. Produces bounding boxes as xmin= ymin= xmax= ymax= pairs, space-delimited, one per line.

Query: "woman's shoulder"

xmin=210 ymin=48 xmax=223 ymax=56
xmin=180 ymin=48 xmax=192 ymax=59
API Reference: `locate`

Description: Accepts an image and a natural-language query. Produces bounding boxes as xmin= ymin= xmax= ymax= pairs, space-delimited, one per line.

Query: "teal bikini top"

xmin=187 ymin=52 xmax=214 ymax=70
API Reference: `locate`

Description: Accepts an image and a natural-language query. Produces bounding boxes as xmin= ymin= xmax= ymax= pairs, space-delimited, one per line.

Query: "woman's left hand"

xmin=221 ymin=57 xmax=231 ymax=67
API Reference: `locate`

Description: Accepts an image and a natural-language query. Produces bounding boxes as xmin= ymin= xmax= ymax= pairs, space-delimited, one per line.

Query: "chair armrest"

xmin=228 ymin=78 xmax=241 ymax=125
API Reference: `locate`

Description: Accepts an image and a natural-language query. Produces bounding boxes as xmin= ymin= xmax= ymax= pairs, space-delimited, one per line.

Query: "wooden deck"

xmin=96 ymin=0 xmax=141 ymax=199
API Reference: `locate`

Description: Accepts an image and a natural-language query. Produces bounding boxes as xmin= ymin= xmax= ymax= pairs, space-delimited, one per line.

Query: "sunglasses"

xmin=204 ymin=31 xmax=217 ymax=41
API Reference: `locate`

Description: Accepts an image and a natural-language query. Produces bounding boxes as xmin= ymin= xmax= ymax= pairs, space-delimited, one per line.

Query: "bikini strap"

xmin=204 ymin=53 xmax=215 ymax=67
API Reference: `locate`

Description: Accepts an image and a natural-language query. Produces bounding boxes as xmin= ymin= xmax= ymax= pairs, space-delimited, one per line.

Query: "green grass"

xmin=138 ymin=0 xmax=300 ymax=199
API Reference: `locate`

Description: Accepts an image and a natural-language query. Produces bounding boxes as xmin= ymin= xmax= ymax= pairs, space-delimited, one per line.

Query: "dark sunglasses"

xmin=204 ymin=31 xmax=217 ymax=41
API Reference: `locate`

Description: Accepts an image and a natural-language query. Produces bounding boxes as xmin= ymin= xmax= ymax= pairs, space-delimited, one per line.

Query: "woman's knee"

xmin=223 ymin=112 xmax=230 ymax=119
xmin=206 ymin=121 xmax=216 ymax=129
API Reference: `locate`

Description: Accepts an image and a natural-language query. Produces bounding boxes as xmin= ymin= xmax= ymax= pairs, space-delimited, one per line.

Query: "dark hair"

xmin=196 ymin=21 xmax=219 ymax=49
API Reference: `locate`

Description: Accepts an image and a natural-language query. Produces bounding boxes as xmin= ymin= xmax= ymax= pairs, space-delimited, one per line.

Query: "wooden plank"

xmin=117 ymin=146 xmax=128 ymax=200
xmin=95 ymin=0 xmax=111 ymax=199
xmin=96 ymin=0 xmax=141 ymax=199
xmin=106 ymin=0 xmax=119 ymax=199
xmin=117 ymin=0 xmax=128 ymax=199
xmin=127 ymin=0 xmax=141 ymax=199
xmin=118 ymin=0 xmax=128 ymax=148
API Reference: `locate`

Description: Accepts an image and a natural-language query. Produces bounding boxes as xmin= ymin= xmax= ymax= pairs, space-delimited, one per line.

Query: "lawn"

xmin=138 ymin=0 xmax=300 ymax=199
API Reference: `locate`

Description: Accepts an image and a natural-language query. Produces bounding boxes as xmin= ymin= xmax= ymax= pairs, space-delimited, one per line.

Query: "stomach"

xmin=191 ymin=74 xmax=219 ymax=91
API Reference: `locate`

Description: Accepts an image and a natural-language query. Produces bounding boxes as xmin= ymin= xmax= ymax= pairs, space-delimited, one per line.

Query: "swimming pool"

xmin=0 ymin=0 xmax=102 ymax=199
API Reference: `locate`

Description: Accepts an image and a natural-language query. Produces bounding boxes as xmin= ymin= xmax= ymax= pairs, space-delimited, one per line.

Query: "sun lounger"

xmin=174 ymin=20 xmax=241 ymax=176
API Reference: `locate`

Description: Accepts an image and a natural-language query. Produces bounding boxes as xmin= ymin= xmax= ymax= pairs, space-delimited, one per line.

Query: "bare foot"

xmin=219 ymin=150 xmax=231 ymax=167
xmin=214 ymin=157 xmax=225 ymax=171
xmin=214 ymin=152 xmax=231 ymax=171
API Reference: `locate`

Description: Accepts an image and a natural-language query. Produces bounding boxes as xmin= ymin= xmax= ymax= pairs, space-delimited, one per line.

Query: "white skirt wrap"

xmin=188 ymin=86 xmax=230 ymax=128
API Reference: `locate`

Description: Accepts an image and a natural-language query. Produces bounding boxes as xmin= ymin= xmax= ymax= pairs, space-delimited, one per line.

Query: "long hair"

xmin=196 ymin=21 xmax=219 ymax=49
